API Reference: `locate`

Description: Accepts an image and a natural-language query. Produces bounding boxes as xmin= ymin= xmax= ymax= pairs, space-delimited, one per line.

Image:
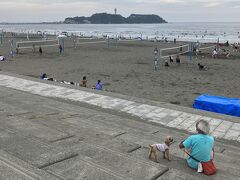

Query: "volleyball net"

xmin=197 ymin=44 xmax=216 ymax=55
xmin=160 ymin=44 xmax=190 ymax=58
xmin=74 ymin=37 xmax=140 ymax=47
xmin=159 ymin=43 xmax=216 ymax=59
xmin=16 ymin=39 xmax=59 ymax=51
xmin=0 ymin=30 xmax=3 ymax=46
xmin=74 ymin=38 xmax=107 ymax=47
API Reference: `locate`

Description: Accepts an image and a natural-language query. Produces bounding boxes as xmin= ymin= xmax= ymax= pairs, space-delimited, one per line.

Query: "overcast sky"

xmin=0 ymin=0 xmax=239 ymax=22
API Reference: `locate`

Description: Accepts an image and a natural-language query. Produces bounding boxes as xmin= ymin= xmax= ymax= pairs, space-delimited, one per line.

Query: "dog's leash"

xmin=169 ymin=141 xmax=176 ymax=145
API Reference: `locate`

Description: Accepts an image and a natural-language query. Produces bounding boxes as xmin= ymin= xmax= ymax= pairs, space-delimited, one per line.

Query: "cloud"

xmin=204 ymin=2 xmax=220 ymax=7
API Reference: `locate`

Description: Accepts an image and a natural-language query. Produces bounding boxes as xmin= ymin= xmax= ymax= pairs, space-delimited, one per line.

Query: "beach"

xmin=0 ymin=34 xmax=240 ymax=107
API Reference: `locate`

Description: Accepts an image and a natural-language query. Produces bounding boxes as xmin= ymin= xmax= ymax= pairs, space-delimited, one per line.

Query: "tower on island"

xmin=114 ymin=8 xmax=117 ymax=15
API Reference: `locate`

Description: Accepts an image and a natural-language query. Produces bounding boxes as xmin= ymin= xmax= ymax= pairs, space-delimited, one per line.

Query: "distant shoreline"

xmin=1 ymin=22 xmax=239 ymax=44
xmin=1 ymin=21 xmax=240 ymax=24
xmin=0 ymin=22 xmax=63 ymax=25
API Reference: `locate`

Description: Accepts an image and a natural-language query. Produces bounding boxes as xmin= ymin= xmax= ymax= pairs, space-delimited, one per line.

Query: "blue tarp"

xmin=193 ymin=94 xmax=240 ymax=117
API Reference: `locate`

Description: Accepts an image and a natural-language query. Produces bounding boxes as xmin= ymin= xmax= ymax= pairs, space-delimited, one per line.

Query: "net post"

xmin=189 ymin=43 xmax=193 ymax=62
xmin=9 ymin=38 xmax=14 ymax=58
xmin=153 ymin=47 xmax=159 ymax=71
xmin=58 ymin=37 xmax=65 ymax=54
xmin=115 ymin=35 xmax=118 ymax=47
xmin=217 ymin=38 xmax=220 ymax=51
xmin=73 ymin=38 xmax=76 ymax=48
xmin=27 ymin=31 xmax=29 ymax=40
xmin=0 ymin=30 xmax=3 ymax=46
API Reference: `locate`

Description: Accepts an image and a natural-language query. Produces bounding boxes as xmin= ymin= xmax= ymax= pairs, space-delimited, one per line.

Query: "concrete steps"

xmin=0 ymin=84 xmax=240 ymax=179
xmin=48 ymin=113 xmax=240 ymax=179
xmin=0 ymin=150 xmax=60 ymax=180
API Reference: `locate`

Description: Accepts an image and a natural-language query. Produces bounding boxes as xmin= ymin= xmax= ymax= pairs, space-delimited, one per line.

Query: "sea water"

xmin=0 ymin=22 xmax=240 ymax=43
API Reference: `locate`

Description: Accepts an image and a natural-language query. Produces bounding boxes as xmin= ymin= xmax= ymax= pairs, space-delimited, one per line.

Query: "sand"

xmin=0 ymin=33 xmax=240 ymax=107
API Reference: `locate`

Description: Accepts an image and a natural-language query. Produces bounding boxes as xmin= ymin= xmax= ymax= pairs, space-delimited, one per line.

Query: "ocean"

xmin=0 ymin=22 xmax=240 ymax=43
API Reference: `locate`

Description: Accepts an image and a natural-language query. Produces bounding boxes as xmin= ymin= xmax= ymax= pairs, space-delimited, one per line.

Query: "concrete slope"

xmin=0 ymin=73 xmax=240 ymax=179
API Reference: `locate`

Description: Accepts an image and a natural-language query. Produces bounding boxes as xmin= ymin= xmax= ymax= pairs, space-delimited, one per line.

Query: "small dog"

xmin=198 ymin=63 xmax=207 ymax=70
xmin=149 ymin=136 xmax=174 ymax=162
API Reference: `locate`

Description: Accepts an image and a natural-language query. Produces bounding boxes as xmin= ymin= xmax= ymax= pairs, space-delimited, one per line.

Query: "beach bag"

xmin=184 ymin=150 xmax=217 ymax=176
xmin=201 ymin=160 xmax=217 ymax=175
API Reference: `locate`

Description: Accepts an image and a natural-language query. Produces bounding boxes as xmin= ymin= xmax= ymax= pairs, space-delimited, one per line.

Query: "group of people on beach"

xmin=212 ymin=47 xmax=232 ymax=59
xmin=153 ymin=47 xmax=181 ymax=70
xmin=164 ymin=55 xmax=181 ymax=67
xmin=40 ymin=73 xmax=103 ymax=90
xmin=79 ymin=76 xmax=102 ymax=90
xmin=211 ymin=41 xmax=240 ymax=59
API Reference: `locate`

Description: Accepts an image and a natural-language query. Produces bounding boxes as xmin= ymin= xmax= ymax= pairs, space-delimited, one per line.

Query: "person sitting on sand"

xmin=164 ymin=59 xmax=169 ymax=67
xmin=0 ymin=55 xmax=5 ymax=61
xmin=95 ymin=80 xmax=102 ymax=90
xmin=40 ymin=73 xmax=54 ymax=81
xmin=80 ymin=76 xmax=87 ymax=87
xmin=176 ymin=55 xmax=181 ymax=64
xmin=40 ymin=73 xmax=48 ymax=80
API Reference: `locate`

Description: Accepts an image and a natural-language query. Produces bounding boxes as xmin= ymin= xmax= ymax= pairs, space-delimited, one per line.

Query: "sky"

xmin=0 ymin=0 xmax=239 ymax=22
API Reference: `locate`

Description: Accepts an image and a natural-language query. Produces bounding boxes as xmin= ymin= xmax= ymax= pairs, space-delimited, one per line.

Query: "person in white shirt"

xmin=0 ymin=55 xmax=5 ymax=61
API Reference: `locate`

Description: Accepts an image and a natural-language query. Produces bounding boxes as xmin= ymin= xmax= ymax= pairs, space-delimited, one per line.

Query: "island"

xmin=64 ymin=13 xmax=167 ymax=24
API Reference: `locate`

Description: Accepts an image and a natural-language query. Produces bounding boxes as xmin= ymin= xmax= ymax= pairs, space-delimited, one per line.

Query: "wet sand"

xmin=0 ymin=34 xmax=240 ymax=107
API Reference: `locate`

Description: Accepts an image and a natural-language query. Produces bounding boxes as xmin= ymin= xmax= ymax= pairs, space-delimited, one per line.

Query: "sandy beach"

xmin=0 ymin=34 xmax=240 ymax=107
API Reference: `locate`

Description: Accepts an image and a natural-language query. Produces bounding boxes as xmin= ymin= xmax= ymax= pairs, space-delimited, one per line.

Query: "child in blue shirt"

xmin=95 ymin=80 xmax=102 ymax=90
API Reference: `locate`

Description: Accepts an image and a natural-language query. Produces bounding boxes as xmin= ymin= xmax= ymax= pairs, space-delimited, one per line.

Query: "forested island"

xmin=64 ymin=13 xmax=167 ymax=24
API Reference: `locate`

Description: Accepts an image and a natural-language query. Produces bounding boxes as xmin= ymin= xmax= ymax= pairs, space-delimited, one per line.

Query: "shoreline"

xmin=1 ymin=23 xmax=240 ymax=44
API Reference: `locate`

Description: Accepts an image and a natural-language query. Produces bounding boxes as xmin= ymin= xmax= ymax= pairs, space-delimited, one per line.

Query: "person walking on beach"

xmin=39 ymin=46 xmax=43 ymax=55
xmin=59 ymin=44 xmax=63 ymax=54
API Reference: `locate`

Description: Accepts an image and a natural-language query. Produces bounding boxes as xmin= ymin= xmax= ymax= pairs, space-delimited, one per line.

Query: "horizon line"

xmin=1 ymin=21 xmax=240 ymax=24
